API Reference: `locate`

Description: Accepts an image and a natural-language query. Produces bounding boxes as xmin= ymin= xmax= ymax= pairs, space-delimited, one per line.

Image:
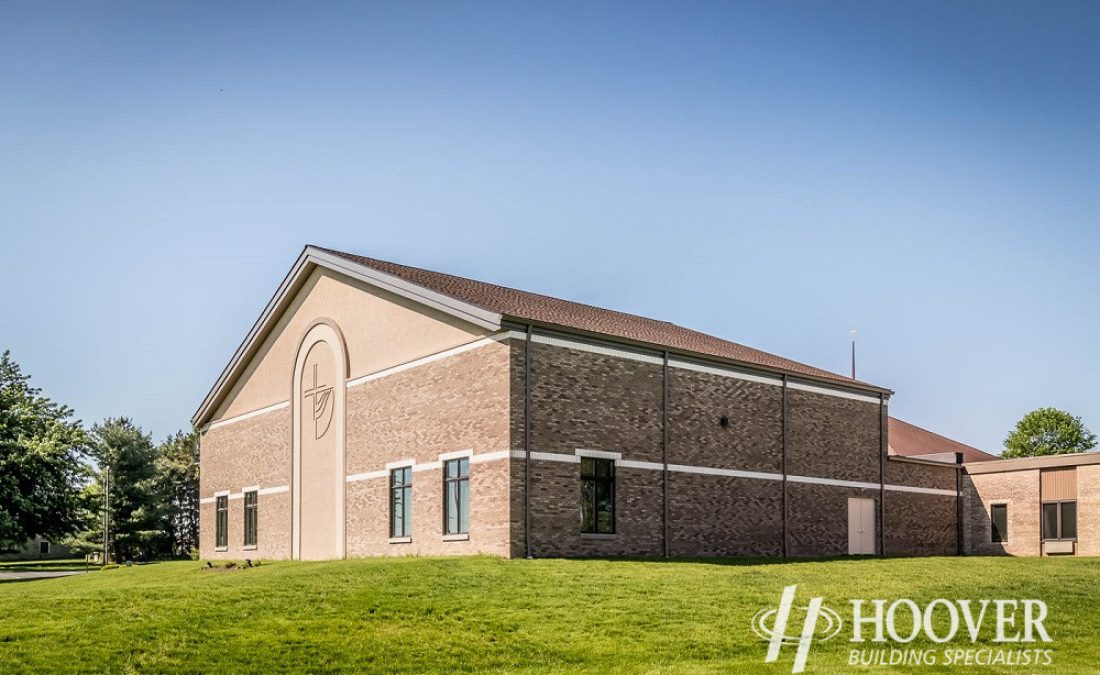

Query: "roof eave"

xmin=499 ymin=316 xmax=894 ymax=397
xmin=191 ymin=246 xmax=502 ymax=428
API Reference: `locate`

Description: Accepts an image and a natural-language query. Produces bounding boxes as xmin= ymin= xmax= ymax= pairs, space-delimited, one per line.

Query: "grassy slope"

xmin=0 ymin=556 xmax=1096 ymax=674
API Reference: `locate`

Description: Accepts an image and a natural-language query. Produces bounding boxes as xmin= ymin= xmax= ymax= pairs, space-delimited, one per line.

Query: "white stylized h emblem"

xmin=764 ymin=585 xmax=825 ymax=674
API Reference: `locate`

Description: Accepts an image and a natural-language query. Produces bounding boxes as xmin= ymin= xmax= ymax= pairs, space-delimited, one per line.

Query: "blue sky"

xmin=2 ymin=1 xmax=1098 ymax=452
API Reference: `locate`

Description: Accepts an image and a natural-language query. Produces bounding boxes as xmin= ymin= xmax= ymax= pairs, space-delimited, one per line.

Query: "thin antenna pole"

xmin=850 ymin=330 xmax=857 ymax=380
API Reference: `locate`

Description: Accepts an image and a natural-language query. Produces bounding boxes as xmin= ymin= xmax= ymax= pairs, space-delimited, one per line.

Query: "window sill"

xmin=389 ymin=537 xmax=412 ymax=544
xmin=442 ymin=533 xmax=469 ymax=542
xmin=243 ymin=545 xmax=257 ymax=551
xmin=215 ymin=547 xmax=228 ymax=552
xmin=580 ymin=533 xmax=617 ymax=540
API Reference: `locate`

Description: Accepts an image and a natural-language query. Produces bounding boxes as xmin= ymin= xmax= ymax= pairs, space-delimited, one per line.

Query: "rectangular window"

xmin=243 ymin=490 xmax=258 ymax=547
xmin=990 ymin=504 xmax=1008 ymax=543
xmin=1042 ymin=500 xmax=1077 ymax=540
xmin=443 ymin=458 xmax=470 ymax=535
xmin=1060 ymin=501 xmax=1077 ymax=539
xmin=215 ymin=495 xmax=228 ymax=548
xmin=580 ymin=457 xmax=615 ymax=534
xmin=39 ymin=541 xmax=50 ymax=555
xmin=390 ymin=467 xmax=412 ymax=538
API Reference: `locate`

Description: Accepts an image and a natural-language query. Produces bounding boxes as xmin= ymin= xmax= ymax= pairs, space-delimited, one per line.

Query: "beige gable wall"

xmin=211 ymin=267 xmax=490 ymax=422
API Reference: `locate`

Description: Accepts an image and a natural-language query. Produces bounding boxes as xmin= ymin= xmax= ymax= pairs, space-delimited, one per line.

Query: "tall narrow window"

xmin=1061 ymin=501 xmax=1077 ymax=539
xmin=215 ymin=495 xmax=228 ymax=548
xmin=443 ymin=458 xmax=470 ymax=535
xmin=390 ymin=467 xmax=412 ymax=539
xmin=990 ymin=504 xmax=1008 ymax=543
xmin=580 ymin=458 xmax=615 ymax=534
xmin=1042 ymin=501 xmax=1077 ymax=540
xmin=39 ymin=541 xmax=50 ymax=555
xmin=243 ymin=490 xmax=258 ymax=547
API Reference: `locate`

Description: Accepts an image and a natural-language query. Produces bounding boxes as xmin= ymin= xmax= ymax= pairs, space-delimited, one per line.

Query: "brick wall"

xmin=1076 ymin=465 xmax=1100 ymax=556
xmin=884 ymin=458 xmax=959 ymax=556
xmin=512 ymin=337 xmax=942 ymax=559
xmin=885 ymin=492 xmax=957 ymax=556
xmin=344 ymin=341 xmax=512 ymax=557
xmin=200 ymin=340 xmax=511 ymax=560
xmin=199 ymin=410 xmax=292 ymax=560
xmin=786 ymin=389 xmax=880 ymax=483
xmin=667 ymin=367 xmax=782 ymax=472
xmin=202 ymin=325 xmax=962 ymax=562
xmin=962 ymin=470 xmax=1040 ymax=556
xmin=668 ymin=473 xmax=783 ymax=557
xmin=524 ymin=340 xmax=664 ymax=556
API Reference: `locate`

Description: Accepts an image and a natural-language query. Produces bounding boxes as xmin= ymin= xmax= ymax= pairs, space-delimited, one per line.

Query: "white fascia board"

xmin=306 ymin=248 xmax=502 ymax=331
xmin=787 ymin=380 xmax=882 ymax=405
xmin=192 ymin=249 xmax=313 ymax=427
xmin=191 ymin=246 xmax=502 ymax=427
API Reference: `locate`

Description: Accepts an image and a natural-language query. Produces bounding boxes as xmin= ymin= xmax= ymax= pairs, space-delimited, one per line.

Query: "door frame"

xmin=848 ymin=497 xmax=876 ymax=555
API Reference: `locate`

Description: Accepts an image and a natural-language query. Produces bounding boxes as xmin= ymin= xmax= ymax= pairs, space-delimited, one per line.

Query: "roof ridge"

xmin=314 ymin=245 xmax=888 ymax=393
xmin=316 ymin=246 xmax=697 ymax=329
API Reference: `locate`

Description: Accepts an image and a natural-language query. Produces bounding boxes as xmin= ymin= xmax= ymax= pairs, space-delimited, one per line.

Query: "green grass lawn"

xmin=0 ymin=556 xmax=1095 ymax=674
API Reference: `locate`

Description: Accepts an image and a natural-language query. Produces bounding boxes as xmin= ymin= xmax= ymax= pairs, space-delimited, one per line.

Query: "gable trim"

xmin=191 ymin=246 xmax=502 ymax=427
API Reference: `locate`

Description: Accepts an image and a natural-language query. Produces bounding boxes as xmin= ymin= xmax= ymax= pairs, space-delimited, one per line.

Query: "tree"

xmin=87 ymin=418 xmax=165 ymax=561
xmin=1002 ymin=408 xmax=1097 ymax=458
xmin=155 ymin=429 xmax=200 ymax=557
xmin=0 ymin=351 xmax=90 ymax=552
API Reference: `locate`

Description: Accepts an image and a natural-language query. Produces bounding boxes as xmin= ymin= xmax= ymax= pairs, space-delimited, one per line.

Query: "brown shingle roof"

xmin=318 ymin=246 xmax=889 ymax=392
xmin=888 ymin=417 xmax=998 ymax=462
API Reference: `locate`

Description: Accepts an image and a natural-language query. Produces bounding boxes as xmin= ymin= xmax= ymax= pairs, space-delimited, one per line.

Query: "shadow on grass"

xmin=0 ymin=559 xmax=98 ymax=573
xmin=540 ymin=553 xmax=961 ymax=568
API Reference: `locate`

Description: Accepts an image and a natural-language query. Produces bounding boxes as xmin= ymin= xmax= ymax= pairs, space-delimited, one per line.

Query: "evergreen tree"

xmin=87 ymin=418 xmax=165 ymax=561
xmin=155 ymin=429 xmax=200 ymax=557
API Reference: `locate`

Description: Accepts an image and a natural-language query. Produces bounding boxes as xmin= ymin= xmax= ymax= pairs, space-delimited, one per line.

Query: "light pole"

xmin=102 ymin=466 xmax=110 ymax=565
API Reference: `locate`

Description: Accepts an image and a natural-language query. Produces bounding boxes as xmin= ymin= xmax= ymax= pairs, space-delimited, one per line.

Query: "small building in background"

xmin=963 ymin=453 xmax=1100 ymax=557
xmin=0 ymin=536 xmax=72 ymax=561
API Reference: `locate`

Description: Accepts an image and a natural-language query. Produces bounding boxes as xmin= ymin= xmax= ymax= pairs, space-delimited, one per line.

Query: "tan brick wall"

xmin=1077 ymin=465 xmax=1100 ymax=556
xmin=963 ymin=470 xmax=1040 ymax=556
xmin=344 ymin=341 xmax=512 ymax=557
xmin=199 ymin=410 xmax=292 ymax=560
xmin=200 ymin=337 xmax=511 ymax=560
xmin=346 ymin=458 xmax=511 ymax=557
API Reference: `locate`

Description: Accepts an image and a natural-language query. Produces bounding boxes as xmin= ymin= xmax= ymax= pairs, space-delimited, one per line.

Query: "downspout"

xmin=662 ymin=351 xmax=670 ymax=558
xmin=781 ymin=374 xmax=788 ymax=558
xmin=879 ymin=392 xmax=886 ymax=557
xmin=955 ymin=451 xmax=964 ymax=555
xmin=524 ymin=324 xmax=533 ymax=559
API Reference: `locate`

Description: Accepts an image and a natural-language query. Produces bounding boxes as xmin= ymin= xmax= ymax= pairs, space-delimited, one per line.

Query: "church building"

xmin=193 ymin=245 xmax=966 ymax=560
